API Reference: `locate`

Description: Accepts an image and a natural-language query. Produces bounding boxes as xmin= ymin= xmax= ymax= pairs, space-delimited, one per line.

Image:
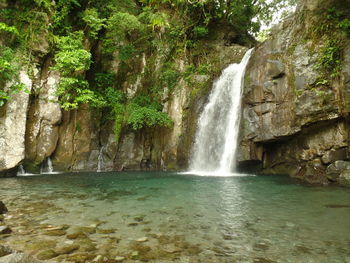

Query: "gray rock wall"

xmin=238 ymin=0 xmax=350 ymax=185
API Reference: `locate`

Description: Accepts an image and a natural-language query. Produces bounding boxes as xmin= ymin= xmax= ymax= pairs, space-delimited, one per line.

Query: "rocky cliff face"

xmin=0 ymin=36 xmax=247 ymax=175
xmin=238 ymin=0 xmax=350 ymax=185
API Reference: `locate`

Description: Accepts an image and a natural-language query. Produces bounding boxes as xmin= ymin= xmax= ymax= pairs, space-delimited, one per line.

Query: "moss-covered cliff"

xmin=0 ymin=0 xmax=251 ymax=175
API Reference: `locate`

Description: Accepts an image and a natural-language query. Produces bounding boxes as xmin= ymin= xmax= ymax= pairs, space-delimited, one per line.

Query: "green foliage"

xmin=56 ymin=77 xmax=105 ymax=110
xmin=160 ymin=63 xmax=181 ymax=90
xmin=103 ymin=12 xmax=143 ymax=54
xmin=53 ymin=31 xmax=91 ymax=74
xmin=119 ymin=44 xmax=137 ymax=61
xmin=53 ymin=31 xmax=100 ymax=110
xmin=316 ymin=40 xmax=342 ymax=79
xmin=126 ymin=95 xmax=172 ymax=130
xmin=0 ymin=47 xmax=24 ymax=106
xmin=192 ymin=26 xmax=208 ymax=39
xmin=337 ymin=19 xmax=350 ymax=36
xmin=0 ymin=22 xmax=19 ymax=35
xmin=81 ymin=8 xmax=106 ymax=39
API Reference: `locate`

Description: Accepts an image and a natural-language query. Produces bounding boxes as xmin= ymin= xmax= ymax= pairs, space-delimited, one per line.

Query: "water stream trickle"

xmin=17 ymin=164 xmax=26 ymax=176
xmin=40 ymin=157 xmax=54 ymax=174
xmin=97 ymin=146 xmax=105 ymax=172
xmin=189 ymin=49 xmax=254 ymax=176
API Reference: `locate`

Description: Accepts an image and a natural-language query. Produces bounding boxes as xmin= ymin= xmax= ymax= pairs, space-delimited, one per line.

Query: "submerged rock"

xmin=114 ymin=256 xmax=125 ymax=262
xmin=0 ymin=245 xmax=12 ymax=257
xmin=54 ymin=244 xmax=79 ymax=255
xmin=0 ymin=202 xmax=8 ymax=214
xmin=0 ymin=252 xmax=49 ymax=263
xmin=36 ymin=250 xmax=58 ymax=260
xmin=0 ymin=226 xmax=12 ymax=235
xmin=42 ymin=229 xmax=66 ymax=236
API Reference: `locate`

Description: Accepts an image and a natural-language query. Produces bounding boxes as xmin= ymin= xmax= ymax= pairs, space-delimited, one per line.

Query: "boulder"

xmin=0 ymin=72 xmax=32 ymax=174
xmin=326 ymin=161 xmax=350 ymax=182
xmin=339 ymin=170 xmax=350 ymax=186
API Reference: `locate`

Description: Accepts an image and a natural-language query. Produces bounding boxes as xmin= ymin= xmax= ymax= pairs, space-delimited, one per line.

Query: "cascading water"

xmin=40 ymin=157 xmax=54 ymax=174
xmin=17 ymin=165 xmax=26 ymax=176
xmin=97 ymin=146 xmax=105 ymax=172
xmin=189 ymin=49 xmax=254 ymax=176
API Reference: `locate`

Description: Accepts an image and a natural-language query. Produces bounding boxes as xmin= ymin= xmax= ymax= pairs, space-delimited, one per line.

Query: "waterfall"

xmin=40 ymin=157 xmax=54 ymax=174
xmin=97 ymin=146 xmax=105 ymax=172
xmin=189 ymin=49 xmax=254 ymax=176
xmin=17 ymin=165 xmax=26 ymax=176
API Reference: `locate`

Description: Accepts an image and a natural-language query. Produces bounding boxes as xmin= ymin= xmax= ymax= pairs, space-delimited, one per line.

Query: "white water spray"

xmin=188 ymin=49 xmax=254 ymax=176
xmin=40 ymin=157 xmax=55 ymax=174
xmin=17 ymin=164 xmax=26 ymax=176
xmin=97 ymin=146 xmax=105 ymax=172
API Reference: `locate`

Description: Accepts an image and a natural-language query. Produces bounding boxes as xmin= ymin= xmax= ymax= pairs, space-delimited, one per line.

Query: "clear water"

xmin=1 ymin=172 xmax=350 ymax=263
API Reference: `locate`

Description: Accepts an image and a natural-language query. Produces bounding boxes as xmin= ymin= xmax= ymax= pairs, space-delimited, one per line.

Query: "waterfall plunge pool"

xmin=1 ymin=171 xmax=350 ymax=262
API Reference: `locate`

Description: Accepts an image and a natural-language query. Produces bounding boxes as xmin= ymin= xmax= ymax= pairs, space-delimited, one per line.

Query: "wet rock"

xmin=43 ymin=229 xmax=66 ymax=236
xmin=0 ymin=245 xmax=12 ymax=257
xmin=339 ymin=170 xmax=350 ymax=186
xmin=25 ymin=240 xmax=57 ymax=251
xmin=96 ymin=228 xmax=115 ymax=234
xmin=0 ymin=252 xmax=45 ymax=263
xmin=0 ymin=202 xmax=8 ymax=214
xmin=115 ymin=256 xmax=125 ymax=262
xmin=136 ymin=237 xmax=148 ymax=242
xmin=55 ymin=244 xmax=79 ymax=255
xmin=74 ymin=226 xmax=96 ymax=234
xmin=36 ymin=249 xmax=58 ymax=260
xmin=66 ymin=252 xmax=96 ymax=262
xmin=253 ymin=242 xmax=270 ymax=251
xmin=42 ymin=225 xmax=69 ymax=231
xmin=130 ymin=251 xmax=139 ymax=259
xmin=0 ymin=226 xmax=12 ymax=234
xmin=326 ymin=161 xmax=350 ymax=182
xmin=162 ymin=244 xmax=182 ymax=254
xmin=134 ymin=215 xmax=145 ymax=222
xmin=67 ymin=231 xmax=88 ymax=239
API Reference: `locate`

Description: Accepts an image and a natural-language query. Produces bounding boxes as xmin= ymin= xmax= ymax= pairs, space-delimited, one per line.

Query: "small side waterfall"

xmin=97 ymin=146 xmax=105 ymax=172
xmin=40 ymin=157 xmax=54 ymax=174
xmin=189 ymin=49 xmax=254 ymax=176
xmin=17 ymin=165 xmax=26 ymax=176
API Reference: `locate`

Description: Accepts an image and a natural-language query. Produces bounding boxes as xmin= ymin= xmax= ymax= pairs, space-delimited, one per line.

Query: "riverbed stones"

xmin=43 ymin=229 xmax=66 ymax=236
xmin=67 ymin=231 xmax=88 ymax=239
xmin=36 ymin=249 xmax=58 ymax=260
xmin=0 ymin=245 xmax=12 ymax=257
xmin=0 ymin=226 xmax=12 ymax=235
xmin=55 ymin=244 xmax=79 ymax=255
xmin=0 ymin=202 xmax=8 ymax=214
xmin=114 ymin=256 xmax=125 ymax=262
xmin=136 ymin=237 xmax=148 ymax=242
xmin=0 ymin=252 xmax=44 ymax=263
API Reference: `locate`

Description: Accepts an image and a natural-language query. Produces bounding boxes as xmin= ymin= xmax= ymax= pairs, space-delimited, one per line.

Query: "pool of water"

xmin=1 ymin=172 xmax=350 ymax=262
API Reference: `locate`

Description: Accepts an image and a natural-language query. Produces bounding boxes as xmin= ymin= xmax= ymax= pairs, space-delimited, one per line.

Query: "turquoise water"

xmin=1 ymin=172 xmax=350 ymax=262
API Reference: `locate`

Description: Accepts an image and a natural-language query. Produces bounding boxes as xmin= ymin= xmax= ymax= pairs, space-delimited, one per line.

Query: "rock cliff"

xmin=1 ymin=0 xmax=350 ymax=187
xmin=238 ymin=0 xmax=350 ymax=185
